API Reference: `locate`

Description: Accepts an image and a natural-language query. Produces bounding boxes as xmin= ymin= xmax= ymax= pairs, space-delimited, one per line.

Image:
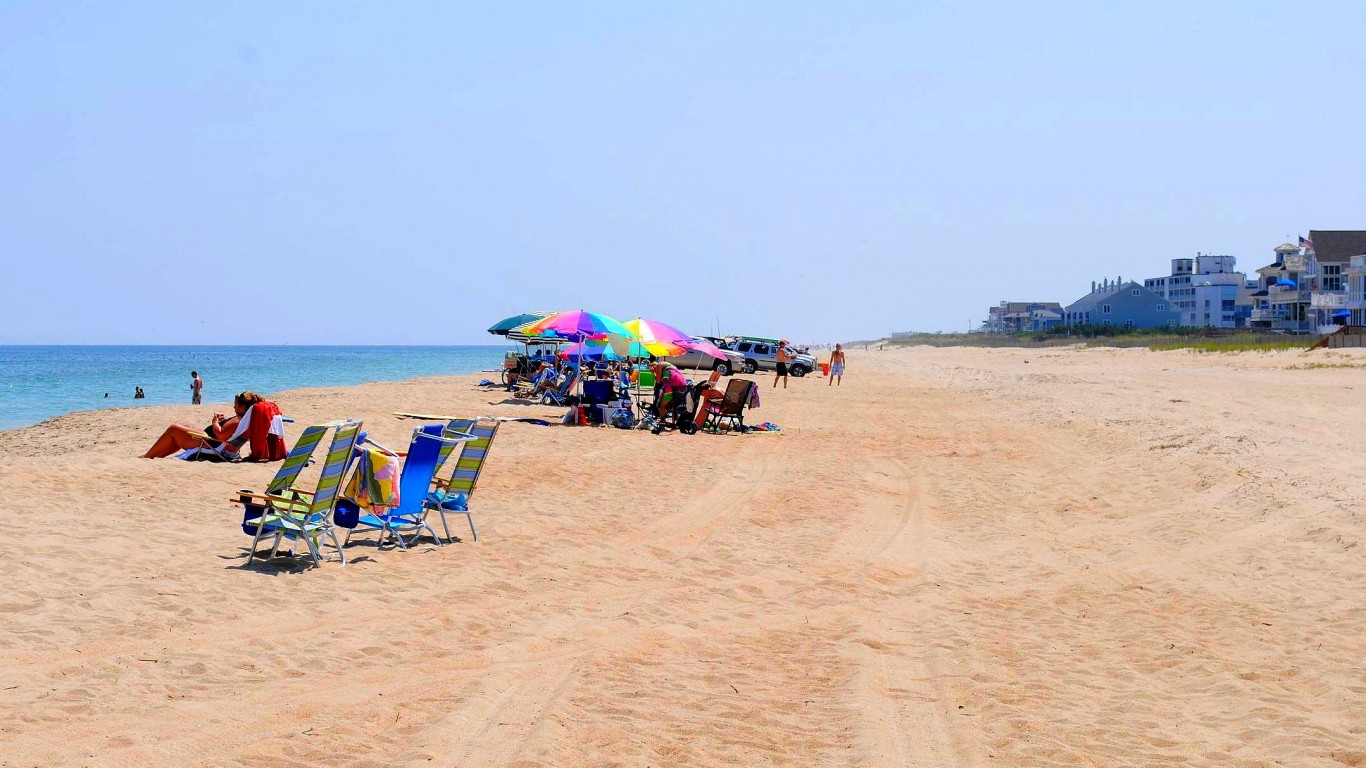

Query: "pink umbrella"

xmin=676 ymin=337 xmax=727 ymax=361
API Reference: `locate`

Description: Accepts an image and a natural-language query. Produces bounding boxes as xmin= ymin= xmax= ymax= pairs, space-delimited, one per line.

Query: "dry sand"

xmin=0 ymin=346 xmax=1362 ymax=767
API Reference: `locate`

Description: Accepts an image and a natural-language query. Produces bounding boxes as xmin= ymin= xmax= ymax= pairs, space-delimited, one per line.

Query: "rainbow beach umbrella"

xmin=559 ymin=338 xmax=626 ymax=362
xmin=522 ymin=310 xmax=635 ymax=341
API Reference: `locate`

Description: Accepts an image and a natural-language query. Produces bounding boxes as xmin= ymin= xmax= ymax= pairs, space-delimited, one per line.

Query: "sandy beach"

xmin=1 ymin=346 xmax=1362 ymax=767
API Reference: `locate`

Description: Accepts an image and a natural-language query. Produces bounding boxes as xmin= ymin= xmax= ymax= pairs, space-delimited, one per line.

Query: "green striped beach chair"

xmin=426 ymin=418 xmax=500 ymax=543
xmin=234 ymin=419 xmax=363 ymax=568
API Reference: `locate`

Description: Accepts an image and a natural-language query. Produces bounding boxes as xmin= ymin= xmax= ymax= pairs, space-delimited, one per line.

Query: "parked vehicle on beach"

xmin=663 ymin=337 xmax=745 ymax=375
xmin=725 ymin=336 xmax=818 ymax=377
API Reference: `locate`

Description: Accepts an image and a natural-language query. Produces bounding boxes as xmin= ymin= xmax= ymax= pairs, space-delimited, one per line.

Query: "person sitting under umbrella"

xmin=648 ymin=357 xmax=688 ymax=416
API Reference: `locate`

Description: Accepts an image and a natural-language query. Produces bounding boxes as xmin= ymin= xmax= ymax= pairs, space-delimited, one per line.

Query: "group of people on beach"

xmin=770 ymin=342 xmax=845 ymax=388
xmin=140 ymin=348 xmax=847 ymax=460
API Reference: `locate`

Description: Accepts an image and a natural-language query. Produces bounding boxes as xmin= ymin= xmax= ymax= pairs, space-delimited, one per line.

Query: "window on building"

xmin=1131 ymin=289 xmax=1140 ymax=296
xmin=1204 ymin=299 xmax=1210 ymax=308
xmin=1156 ymin=303 xmax=1165 ymax=311
xmin=1102 ymin=319 xmax=1112 ymax=326
xmin=1102 ymin=304 xmax=1111 ymax=314
xmin=1166 ymin=319 xmax=1175 ymax=328
xmin=1125 ymin=319 xmax=1134 ymax=328
xmin=1324 ymin=264 xmax=1342 ymax=291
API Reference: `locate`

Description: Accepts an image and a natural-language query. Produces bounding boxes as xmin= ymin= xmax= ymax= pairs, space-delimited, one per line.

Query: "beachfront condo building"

xmin=1063 ymin=278 xmax=1181 ymax=329
xmin=1144 ymin=254 xmax=1252 ymax=329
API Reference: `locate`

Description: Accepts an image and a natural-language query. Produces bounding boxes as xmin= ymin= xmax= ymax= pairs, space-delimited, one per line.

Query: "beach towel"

xmin=342 ymin=447 xmax=401 ymax=512
xmin=227 ymin=401 xmax=288 ymax=461
xmin=747 ymin=385 xmax=762 ymax=410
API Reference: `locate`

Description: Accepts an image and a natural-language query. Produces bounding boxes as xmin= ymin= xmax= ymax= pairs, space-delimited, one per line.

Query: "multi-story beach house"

xmin=1305 ymin=231 xmax=1366 ymax=331
xmin=1063 ymin=277 xmax=1180 ymax=329
xmin=1251 ymin=232 xmax=1366 ymax=332
xmin=1347 ymin=250 xmax=1366 ymax=327
xmin=1250 ymin=242 xmax=1305 ymax=331
xmin=983 ymin=301 xmax=1065 ymax=333
xmin=1143 ymin=253 xmax=1252 ymax=328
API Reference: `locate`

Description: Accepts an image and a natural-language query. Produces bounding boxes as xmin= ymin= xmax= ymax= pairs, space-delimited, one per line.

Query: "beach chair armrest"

xmin=231 ymin=489 xmax=315 ymax=505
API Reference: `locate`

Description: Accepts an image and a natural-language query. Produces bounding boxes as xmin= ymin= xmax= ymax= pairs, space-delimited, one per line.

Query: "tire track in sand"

xmin=432 ymin=437 xmax=795 ymax=765
xmin=845 ymin=408 xmax=981 ymax=767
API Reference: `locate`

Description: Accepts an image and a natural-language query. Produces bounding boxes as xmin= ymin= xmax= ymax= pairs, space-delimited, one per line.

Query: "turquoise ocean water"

xmin=0 ymin=346 xmax=508 ymax=431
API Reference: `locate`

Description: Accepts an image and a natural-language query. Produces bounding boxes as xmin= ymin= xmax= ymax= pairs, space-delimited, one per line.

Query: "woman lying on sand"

xmin=142 ymin=391 xmax=265 ymax=459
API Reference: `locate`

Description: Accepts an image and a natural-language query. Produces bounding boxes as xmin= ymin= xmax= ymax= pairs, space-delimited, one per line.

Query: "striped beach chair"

xmin=234 ymin=419 xmax=363 ymax=568
xmin=426 ymin=418 xmax=500 ymax=543
xmin=342 ymin=423 xmax=473 ymax=550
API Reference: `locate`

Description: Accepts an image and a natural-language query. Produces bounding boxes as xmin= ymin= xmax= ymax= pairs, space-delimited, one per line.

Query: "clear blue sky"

xmin=2 ymin=1 xmax=1362 ymax=344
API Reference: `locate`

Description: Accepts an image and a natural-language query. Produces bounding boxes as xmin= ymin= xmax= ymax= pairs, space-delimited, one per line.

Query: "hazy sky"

xmin=2 ymin=1 xmax=1363 ymax=344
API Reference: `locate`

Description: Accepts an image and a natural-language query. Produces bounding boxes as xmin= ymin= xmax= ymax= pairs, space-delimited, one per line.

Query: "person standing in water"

xmin=191 ymin=371 xmax=203 ymax=405
xmin=828 ymin=344 xmax=846 ymax=387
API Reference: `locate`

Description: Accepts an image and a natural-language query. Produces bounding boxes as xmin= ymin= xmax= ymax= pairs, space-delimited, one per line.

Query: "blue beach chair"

xmin=340 ymin=423 xmax=473 ymax=550
xmin=540 ymin=372 xmax=579 ymax=406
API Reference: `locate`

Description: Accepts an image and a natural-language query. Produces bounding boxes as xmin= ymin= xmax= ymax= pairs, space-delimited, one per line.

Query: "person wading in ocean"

xmin=191 ymin=371 xmax=203 ymax=405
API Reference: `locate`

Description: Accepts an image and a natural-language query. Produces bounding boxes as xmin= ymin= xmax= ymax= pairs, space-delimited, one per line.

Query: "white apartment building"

xmin=1143 ymin=253 xmax=1251 ymax=328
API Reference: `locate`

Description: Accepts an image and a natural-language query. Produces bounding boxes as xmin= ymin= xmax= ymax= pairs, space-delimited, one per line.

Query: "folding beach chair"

xmin=233 ymin=419 xmax=363 ymax=568
xmin=537 ymin=371 xmax=577 ymax=406
xmin=426 ymin=418 xmax=500 ymax=542
xmin=703 ymin=379 xmax=755 ymax=433
xmin=341 ymin=423 xmax=473 ymax=550
xmin=634 ymin=368 xmax=656 ymax=413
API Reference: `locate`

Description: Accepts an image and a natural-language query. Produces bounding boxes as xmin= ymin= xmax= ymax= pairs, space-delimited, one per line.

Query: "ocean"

xmin=0 ymin=345 xmax=509 ymax=431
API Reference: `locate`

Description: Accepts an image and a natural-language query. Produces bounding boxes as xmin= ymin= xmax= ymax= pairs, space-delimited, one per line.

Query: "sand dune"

xmin=1 ymin=346 xmax=1362 ymax=766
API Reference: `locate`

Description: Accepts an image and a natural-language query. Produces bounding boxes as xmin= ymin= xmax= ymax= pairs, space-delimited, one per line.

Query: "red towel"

xmin=247 ymin=401 xmax=288 ymax=462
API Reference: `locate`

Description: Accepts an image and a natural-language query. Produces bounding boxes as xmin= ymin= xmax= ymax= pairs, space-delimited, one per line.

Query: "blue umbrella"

xmin=1333 ymin=309 xmax=1351 ymax=318
xmin=1275 ymin=278 xmax=1297 ymax=288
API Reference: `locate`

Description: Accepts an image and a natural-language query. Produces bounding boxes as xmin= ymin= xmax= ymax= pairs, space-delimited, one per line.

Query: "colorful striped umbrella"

xmin=623 ymin=318 xmax=690 ymax=345
xmin=558 ymin=339 xmax=625 ymax=362
xmin=522 ymin=310 xmax=636 ymax=341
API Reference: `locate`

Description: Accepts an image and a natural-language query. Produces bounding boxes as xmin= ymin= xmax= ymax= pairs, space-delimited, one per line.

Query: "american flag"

xmin=1299 ymin=235 xmax=1313 ymax=250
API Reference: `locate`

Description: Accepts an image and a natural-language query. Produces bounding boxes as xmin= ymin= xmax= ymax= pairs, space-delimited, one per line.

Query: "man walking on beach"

xmin=190 ymin=371 xmax=203 ymax=405
xmin=828 ymin=344 xmax=845 ymax=387
xmin=773 ymin=341 xmax=791 ymax=389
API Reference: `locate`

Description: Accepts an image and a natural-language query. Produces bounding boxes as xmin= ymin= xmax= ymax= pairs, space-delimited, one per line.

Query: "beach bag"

xmin=610 ymin=407 xmax=634 ymax=430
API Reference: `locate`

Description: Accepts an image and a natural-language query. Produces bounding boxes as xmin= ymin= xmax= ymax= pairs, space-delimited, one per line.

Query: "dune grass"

xmin=884 ymin=332 xmax=1315 ymax=353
